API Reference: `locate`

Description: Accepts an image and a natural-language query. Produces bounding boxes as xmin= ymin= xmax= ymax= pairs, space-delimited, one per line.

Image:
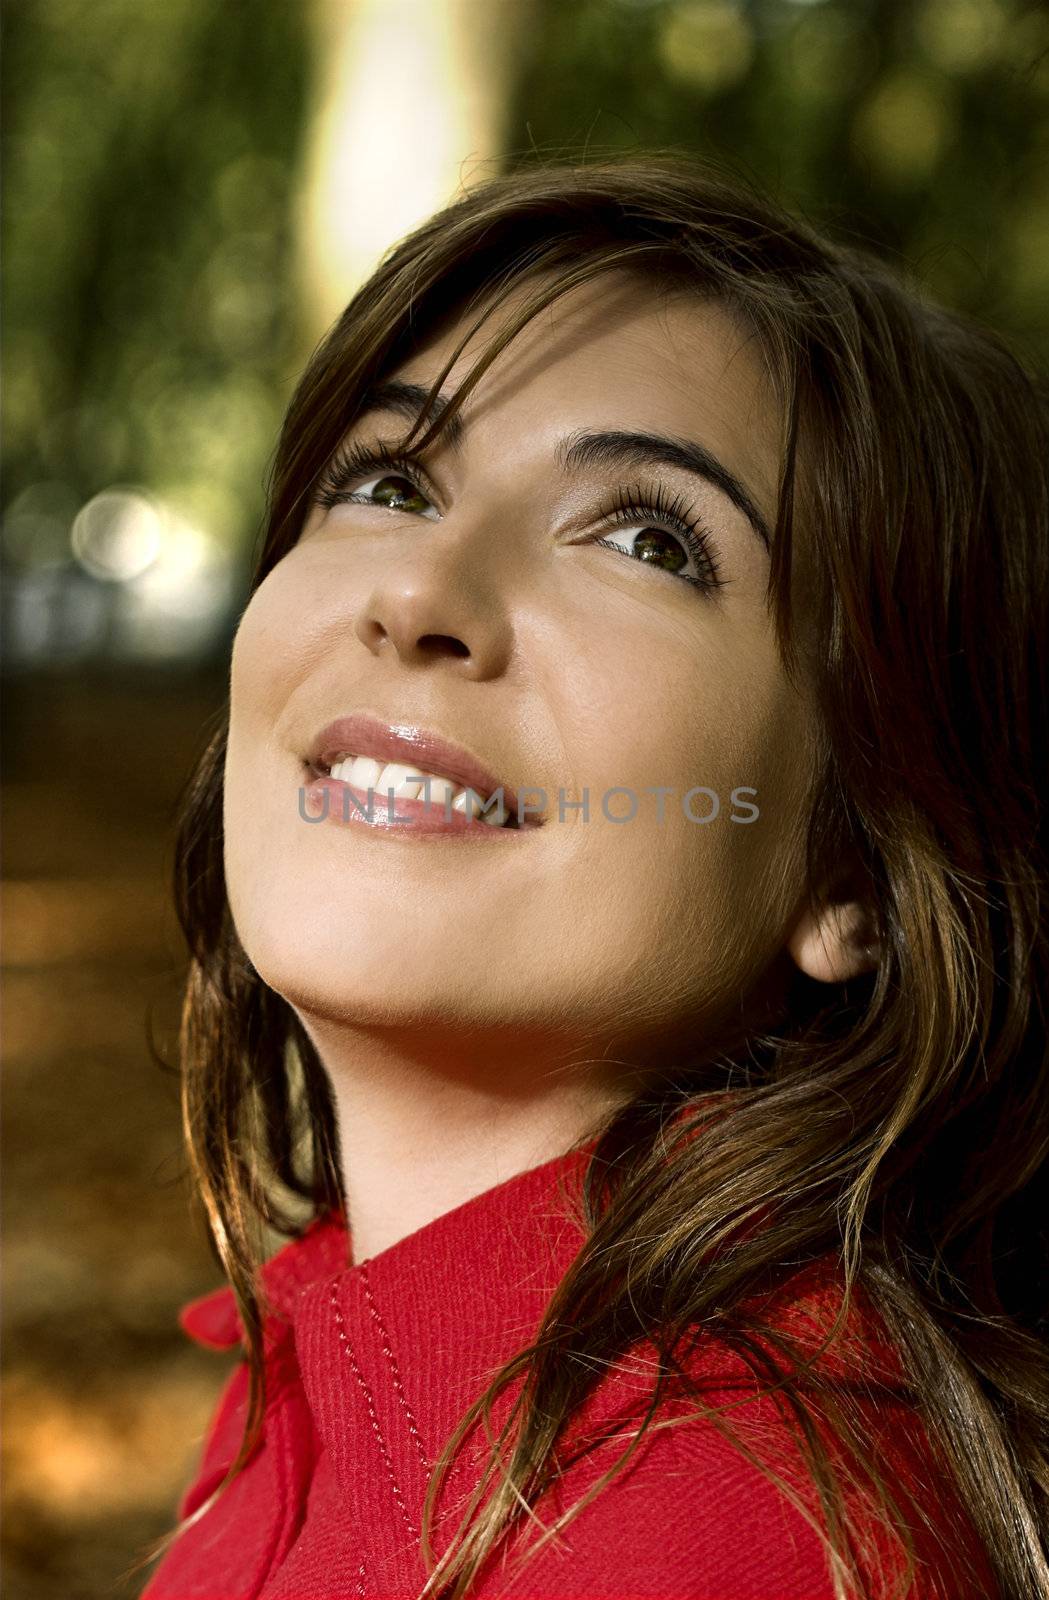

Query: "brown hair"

xmin=164 ymin=153 xmax=1049 ymax=1598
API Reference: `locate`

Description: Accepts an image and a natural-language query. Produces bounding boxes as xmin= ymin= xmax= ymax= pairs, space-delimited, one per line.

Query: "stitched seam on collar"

xmin=359 ymin=1260 xmax=433 ymax=1475
xmin=329 ymin=1278 xmax=419 ymax=1542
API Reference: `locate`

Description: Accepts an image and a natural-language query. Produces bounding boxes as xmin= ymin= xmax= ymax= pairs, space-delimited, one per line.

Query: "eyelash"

xmin=313 ymin=441 xmax=723 ymax=595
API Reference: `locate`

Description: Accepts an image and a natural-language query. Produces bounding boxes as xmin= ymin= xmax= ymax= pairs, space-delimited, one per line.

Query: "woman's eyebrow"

xmin=357 ymin=381 xmax=771 ymax=551
xmin=357 ymin=380 xmax=465 ymax=449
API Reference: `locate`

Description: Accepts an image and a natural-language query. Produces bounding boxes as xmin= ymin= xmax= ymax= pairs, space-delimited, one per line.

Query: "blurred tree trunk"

xmin=295 ymin=0 xmax=538 ymax=341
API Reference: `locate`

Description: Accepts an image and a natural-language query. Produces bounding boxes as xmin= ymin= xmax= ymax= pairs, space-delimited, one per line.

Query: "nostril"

xmin=418 ymin=634 xmax=470 ymax=658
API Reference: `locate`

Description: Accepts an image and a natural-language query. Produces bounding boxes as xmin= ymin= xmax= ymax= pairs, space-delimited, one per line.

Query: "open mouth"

xmin=308 ymin=753 xmax=526 ymax=830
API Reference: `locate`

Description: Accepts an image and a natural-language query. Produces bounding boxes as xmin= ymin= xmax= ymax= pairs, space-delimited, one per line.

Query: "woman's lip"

xmin=304 ymin=712 xmax=540 ymax=826
xmin=300 ymin=767 xmax=529 ymax=836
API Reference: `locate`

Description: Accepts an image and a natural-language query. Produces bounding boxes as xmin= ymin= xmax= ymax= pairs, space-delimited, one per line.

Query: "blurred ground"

xmin=2 ymin=668 xmax=238 ymax=1600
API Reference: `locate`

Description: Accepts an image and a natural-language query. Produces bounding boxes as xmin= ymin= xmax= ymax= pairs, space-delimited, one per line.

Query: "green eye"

xmin=368 ymin=475 xmax=431 ymax=514
xmin=591 ymin=484 xmax=722 ymax=595
xmin=630 ymin=529 xmax=688 ymax=574
xmin=313 ymin=444 xmax=442 ymax=520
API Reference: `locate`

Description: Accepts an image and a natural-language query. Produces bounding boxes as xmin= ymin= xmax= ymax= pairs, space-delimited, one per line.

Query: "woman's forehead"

xmin=406 ymin=273 xmax=771 ymax=415
xmin=386 ymin=275 xmax=784 ymax=523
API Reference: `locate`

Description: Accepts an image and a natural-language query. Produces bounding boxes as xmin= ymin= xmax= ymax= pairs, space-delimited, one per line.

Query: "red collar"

xmin=179 ymin=1138 xmax=594 ymax=1355
xmin=180 ymin=1133 xmax=904 ymax=1400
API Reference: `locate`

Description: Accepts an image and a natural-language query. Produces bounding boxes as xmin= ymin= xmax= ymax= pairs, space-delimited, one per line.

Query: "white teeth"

xmin=450 ymin=790 xmax=508 ymax=827
xmin=324 ymin=752 xmax=515 ymax=826
xmin=344 ymin=755 xmax=384 ymax=790
xmin=375 ymin=762 xmax=424 ymax=800
xmin=418 ymin=775 xmax=459 ymax=807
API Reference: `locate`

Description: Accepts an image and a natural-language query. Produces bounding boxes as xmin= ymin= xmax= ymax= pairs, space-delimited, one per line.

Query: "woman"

xmin=140 ymin=156 xmax=1049 ymax=1599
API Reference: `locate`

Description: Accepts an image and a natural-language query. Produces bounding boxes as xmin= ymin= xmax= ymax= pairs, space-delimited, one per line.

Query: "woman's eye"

xmin=593 ymin=522 xmax=719 ymax=592
xmin=598 ymin=527 xmax=688 ymax=575
xmin=351 ymin=473 xmax=437 ymax=518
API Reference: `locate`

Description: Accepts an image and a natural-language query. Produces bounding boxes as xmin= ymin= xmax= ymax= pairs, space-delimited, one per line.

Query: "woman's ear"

xmin=784 ymin=867 xmax=880 ymax=984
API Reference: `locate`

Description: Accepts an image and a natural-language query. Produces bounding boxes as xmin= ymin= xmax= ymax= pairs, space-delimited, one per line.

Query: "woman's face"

xmin=224 ymin=273 xmax=822 ymax=1077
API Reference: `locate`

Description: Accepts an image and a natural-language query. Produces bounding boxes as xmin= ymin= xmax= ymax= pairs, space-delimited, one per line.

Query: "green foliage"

xmin=503 ymin=0 xmax=1049 ymax=362
xmin=2 ymin=0 xmax=312 ymax=566
xmin=3 ymin=0 xmax=1045 ymax=604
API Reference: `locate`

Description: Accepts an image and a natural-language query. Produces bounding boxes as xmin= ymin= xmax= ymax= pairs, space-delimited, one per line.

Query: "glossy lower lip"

xmin=300 ymin=766 xmax=531 ymax=838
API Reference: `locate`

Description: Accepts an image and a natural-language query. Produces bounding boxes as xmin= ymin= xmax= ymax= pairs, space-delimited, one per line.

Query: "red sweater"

xmin=142 ymin=1142 xmax=995 ymax=1599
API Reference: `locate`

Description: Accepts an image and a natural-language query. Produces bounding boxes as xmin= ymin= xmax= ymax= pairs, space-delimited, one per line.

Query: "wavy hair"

xmin=162 ymin=154 xmax=1049 ymax=1599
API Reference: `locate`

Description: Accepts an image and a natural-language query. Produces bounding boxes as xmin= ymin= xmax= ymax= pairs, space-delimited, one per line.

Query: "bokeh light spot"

xmin=658 ymin=0 xmax=755 ymax=93
xmin=852 ymin=68 xmax=954 ymax=183
xmin=70 ymin=488 xmax=162 ymax=582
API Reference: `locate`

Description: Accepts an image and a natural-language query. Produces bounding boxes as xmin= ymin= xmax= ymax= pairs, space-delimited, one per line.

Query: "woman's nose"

xmin=352 ymin=537 xmax=517 ymax=680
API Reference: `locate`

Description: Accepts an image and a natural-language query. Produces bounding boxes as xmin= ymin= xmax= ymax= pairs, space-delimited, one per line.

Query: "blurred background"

xmin=2 ymin=0 xmax=1047 ymax=1593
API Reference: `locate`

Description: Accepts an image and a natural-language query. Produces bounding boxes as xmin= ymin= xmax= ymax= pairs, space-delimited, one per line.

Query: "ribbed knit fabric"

xmin=141 ymin=1141 xmax=996 ymax=1600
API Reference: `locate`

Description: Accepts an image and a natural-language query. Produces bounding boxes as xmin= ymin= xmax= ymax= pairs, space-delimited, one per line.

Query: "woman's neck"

xmin=294 ymin=1013 xmax=644 ymax=1264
